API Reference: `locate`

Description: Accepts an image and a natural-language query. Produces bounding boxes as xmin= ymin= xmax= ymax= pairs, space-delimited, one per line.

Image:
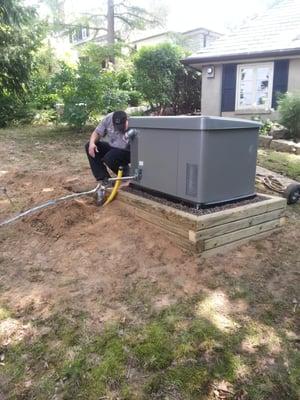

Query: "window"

xmin=236 ymin=62 xmax=274 ymax=110
xmin=82 ymin=28 xmax=88 ymax=40
xmin=69 ymin=27 xmax=89 ymax=43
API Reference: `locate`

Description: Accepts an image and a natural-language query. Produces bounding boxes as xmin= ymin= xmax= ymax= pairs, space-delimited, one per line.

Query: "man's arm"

xmin=88 ymin=116 xmax=108 ymax=158
xmin=88 ymin=130 xmax=100 ymax=158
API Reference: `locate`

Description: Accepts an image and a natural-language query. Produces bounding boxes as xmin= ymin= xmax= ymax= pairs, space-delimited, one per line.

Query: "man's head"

xmin=113 ymin=111 xmax=128 ymax=133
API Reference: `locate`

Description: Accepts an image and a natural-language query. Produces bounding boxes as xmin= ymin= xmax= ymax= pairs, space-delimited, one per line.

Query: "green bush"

xmin=278 ymin=92 xmax=300 ymax=142
xmin=100 ymin=89 xmax=129 ymax=114
xmin=173 ymin=67 xmax=201 ymax=114
xmin=133 ymin=43 xmax=201 ymax=114
xmin=63 ymin=102 xmax=89 ymax=129
xmin=128 ymin=90 xmax=142 ymax=107
xmin=251 ymin=117 xmax=273 ymax=136
xmin=134 ymin=43 xmax=183 ymax=112
xmin=32 ymin=109 xmax=59 ymax=125
xmin=0 ymin=94 xmax=34 ymax=127
xmin=0 ymin=0 xmax=44 ymax=127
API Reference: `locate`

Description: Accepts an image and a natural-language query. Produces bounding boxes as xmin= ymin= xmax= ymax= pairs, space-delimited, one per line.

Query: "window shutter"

xmin=272 ymin=60 xmax=289 ymax=109
xmin=221 ymin=64 xmax=237 ymax=112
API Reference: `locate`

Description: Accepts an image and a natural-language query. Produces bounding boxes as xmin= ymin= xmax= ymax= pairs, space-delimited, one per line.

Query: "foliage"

xmin=0 ymin=95 xmax=34 ymax=127
xmin=252 ymin=117 xmax=274 ymax=136
xmin=278 ymin=92 xmax=300 ymax=142
xmin=133 ymin=43 xmax=201 ymax=114
xmin=28 ymin=43 xmax=61 ymax=112
xmin=173 ymin=67 xmax=201 ymax=114
xmin=54 ymin=60 xmax=132 ymax=128
xmin=0 ymin=0 xmax=44 ymax=95
xmin=44 ymin=0 xmax=164 ymax=61
xmin=134 ymin=43 xmax=184 ymax=111
xmin=259 ymin=119 xmax=273 ymax=136
xmin=0 ymin=0 xmax=45 ymax=127
xmin=79 ymin=42 xmax=123 ymax=68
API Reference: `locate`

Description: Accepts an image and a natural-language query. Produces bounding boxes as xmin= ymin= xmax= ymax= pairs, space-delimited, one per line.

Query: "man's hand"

xmin=88 ymin=143 xmax=98 ymax=158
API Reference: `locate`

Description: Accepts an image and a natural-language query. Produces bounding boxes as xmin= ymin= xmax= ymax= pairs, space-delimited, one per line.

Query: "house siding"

xmin=201 ymin=65 xmax=223 ymax=116
xmin=201 ymin=56 xmax=299 ymax=119
xmin=288 ymin=58 xmax=300 ymax=92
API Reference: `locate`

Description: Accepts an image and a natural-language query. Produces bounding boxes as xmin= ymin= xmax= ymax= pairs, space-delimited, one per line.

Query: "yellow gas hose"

xmin=103 ymin=168 xmax=123 ymax=206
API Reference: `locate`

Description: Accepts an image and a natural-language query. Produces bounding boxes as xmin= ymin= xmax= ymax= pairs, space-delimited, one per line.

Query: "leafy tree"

xmin=0 ymin=0 xmax=44 ymax=126
xmin=28 ymin=41 xmax=61 ymax=111
xmin=42 ymin=0 xmax=164 ymax=63
xmin=134 ymin=43 xmax=201 ymax=114
xmin=54 ymin=59 xmax=130 ymax=128
xmin=134 ymin=43 xmax=183 ymax=112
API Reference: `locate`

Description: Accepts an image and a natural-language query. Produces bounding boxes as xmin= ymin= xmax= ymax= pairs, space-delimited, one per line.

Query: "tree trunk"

xmin=107 ymin=0 xmax=115 ymax=63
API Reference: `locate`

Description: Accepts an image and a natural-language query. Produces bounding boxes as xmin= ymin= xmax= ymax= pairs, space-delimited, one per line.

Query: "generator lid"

xmin=129 ymin=116 xmax=261 ymax=131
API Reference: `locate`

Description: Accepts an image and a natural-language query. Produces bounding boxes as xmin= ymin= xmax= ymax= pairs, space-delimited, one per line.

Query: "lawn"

xmin=257 ymin=149 xmax=300 ymax=182
xmin=0 ymin=126 xmax=299 ymax=400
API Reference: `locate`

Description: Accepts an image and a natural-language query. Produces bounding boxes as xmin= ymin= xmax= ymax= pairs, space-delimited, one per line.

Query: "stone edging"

xmin=259 ymin=135 xmax=300 ymax=155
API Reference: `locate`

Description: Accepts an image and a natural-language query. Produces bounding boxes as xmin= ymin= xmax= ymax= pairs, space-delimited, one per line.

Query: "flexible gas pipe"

xmin=103 ymin=167 xmax=123 ymax=206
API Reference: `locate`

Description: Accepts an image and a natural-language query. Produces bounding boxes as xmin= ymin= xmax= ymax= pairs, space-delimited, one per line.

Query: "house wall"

xmin=288 ymin=58 xmax=300 ymax=92
xmin=201 ymin=56 xmax=300 ymax=119
xmin=134 ymin=30 xmax=222 ymax=53
xmin=183 ymin=31 xmax=221 ymax=53
xmin=201 ymin=65 xmax=223 ymax=116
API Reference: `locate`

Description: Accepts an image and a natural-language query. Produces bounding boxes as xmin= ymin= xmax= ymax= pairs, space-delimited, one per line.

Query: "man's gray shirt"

xmin=95 ymin=113 xmax=129 ymax=150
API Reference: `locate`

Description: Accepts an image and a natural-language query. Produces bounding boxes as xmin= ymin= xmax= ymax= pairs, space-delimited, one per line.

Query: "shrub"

xmin=134 ymin=43 xmax=184 ymax=112
xmin=128 ymin=90 xmax=142 ymax=107
xmin=251 ymin=117 xmax=273 ymax=136
xmin=100 ymin=89 xmax=129 ymax=114
xmin=133 ymin=43 xmax=201 ymax=114
xmin=0 ymin=94 xmax=34 ymax=127
xmin=32 ymin=109 xmax=58 ymax=125
xmin=173 ymin=67 xmax=201 ymax=114
xmin=63 ymin=102 xmax=89 ymax=129
xmin=278 ymin=92 xmax=300 ymax=142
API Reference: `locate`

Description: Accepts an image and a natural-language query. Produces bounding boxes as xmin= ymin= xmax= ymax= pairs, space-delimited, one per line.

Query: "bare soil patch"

xmin=0 ymin=127 xmax=299 ymax=399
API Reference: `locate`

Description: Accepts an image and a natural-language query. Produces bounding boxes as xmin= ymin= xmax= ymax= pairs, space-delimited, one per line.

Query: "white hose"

xmin=0 ymin=185 xmax=100 ymax=227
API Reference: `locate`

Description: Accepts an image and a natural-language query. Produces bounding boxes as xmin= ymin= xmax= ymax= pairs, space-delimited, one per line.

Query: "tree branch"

xmin=114 ymin=14 xmax=137 ymax=27
xmin=78 ymin=12 xmax=107 ymax=18
xmin=115 ymin=12 xmax=159 ymax=26
xmin=55 ymin=22 xmax=107 ymax=32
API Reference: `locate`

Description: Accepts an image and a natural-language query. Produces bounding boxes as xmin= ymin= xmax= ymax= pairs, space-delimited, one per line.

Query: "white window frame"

xmin=82 ymin=27 xmax=88 ymax=40
xmin=235 ymin=62 xmax=274 ymax=111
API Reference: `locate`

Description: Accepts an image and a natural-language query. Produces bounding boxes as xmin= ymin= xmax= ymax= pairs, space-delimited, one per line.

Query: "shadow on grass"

xmin=1 ymin=292 xmax=299 ymax=400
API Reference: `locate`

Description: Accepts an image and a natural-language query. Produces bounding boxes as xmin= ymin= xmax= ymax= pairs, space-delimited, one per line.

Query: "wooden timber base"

xmin=116 ymin=191 xmax=287 ymax=257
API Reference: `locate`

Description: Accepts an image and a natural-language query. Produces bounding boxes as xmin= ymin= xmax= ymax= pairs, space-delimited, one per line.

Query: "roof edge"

xmin=182 ymin=48 xmax=300 ymax=65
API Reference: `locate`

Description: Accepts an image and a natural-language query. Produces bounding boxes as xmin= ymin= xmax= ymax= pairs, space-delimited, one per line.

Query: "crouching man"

xmin=85 ymin=111 xmax=130 ymax=183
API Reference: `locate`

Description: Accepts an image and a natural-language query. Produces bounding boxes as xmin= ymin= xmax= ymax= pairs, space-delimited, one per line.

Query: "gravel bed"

xmin=124 ymin=185 xmax=265 ymax=216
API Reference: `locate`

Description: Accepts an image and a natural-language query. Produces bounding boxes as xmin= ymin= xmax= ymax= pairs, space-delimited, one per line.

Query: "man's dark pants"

xmin=85 ymin=141 xmax=130 ymax=181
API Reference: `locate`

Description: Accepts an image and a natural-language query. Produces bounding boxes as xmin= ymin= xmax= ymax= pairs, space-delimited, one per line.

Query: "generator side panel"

xmin=198 ymin=128 xmax=258 ymax=204
xmin=131 ymin=128 xmax=180 ymax=198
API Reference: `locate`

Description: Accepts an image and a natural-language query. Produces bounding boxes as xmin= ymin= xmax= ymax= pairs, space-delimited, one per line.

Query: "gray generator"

xmin=129 ymin=116 xmax=261 ymax=206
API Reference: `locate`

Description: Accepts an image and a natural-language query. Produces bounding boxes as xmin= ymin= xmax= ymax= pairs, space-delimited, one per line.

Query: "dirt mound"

xmin=25 ymin=199 xmax=96 ymax=238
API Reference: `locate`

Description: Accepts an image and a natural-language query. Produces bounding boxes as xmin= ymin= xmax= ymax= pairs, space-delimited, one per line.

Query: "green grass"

xmin=257 ymin=149 xmax=300 ymax=181
xmin=0 ymin=306 xmax=10 ymax=320
xmin=1 ymin=298 xmax=299 ymax=400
